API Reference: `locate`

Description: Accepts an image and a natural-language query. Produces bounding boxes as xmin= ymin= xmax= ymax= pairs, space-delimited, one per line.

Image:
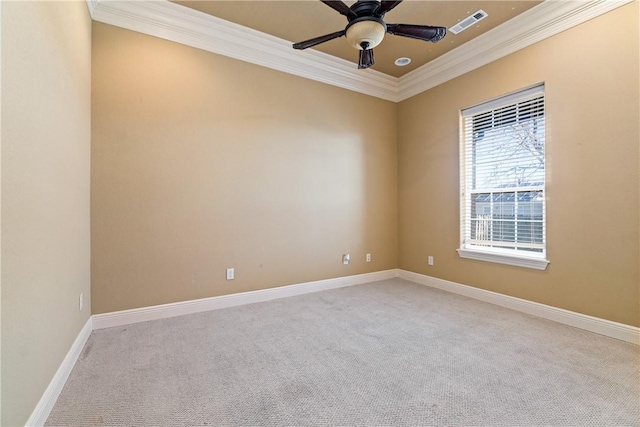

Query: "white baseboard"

xmin=92 ymin=269 xmax=399 ymax=329
xmin=398 ymin=269 xmax=640 ymax=345
xmin=25 ymin=317 xmax=93 ymax=426
xmin=93 ymin=268 xmax=640 ymax=344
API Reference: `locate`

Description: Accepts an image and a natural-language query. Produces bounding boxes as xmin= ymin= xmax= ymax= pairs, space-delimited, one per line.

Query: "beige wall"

xmin=1 ymin=1 xmax=92 ymax=425
xmin=399 ymin=2 xmax=639 ymax=327
xmin=1 ymin=2 xmax=637 ymax=424
xmin=91 ymin=23 xmax=398 ymax=314
xmin=0 ymin=1 xmax=640 ymax=425
xmin=93 ymin=4 xmax=638 ymax=323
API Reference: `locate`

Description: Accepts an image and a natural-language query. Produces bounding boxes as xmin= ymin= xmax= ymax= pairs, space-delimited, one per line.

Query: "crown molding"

xmin=85 ymin=0 xmax=98 ymax=17
xmin=88 ymin=0 xmax=631 ymax=103
xmin=397 ymin=0 xmax=633 ymax=101
xmin=88 ymin=0 xmax=399 ymax=102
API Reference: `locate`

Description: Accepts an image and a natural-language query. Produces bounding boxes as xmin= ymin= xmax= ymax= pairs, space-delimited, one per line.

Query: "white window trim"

xmin=457 ymin=248 xmax=549 ymax=270
xmin=458 ymin=83 xmax=549 ymax=271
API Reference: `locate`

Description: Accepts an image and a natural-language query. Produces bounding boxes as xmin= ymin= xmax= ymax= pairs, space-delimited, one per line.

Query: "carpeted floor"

xmin=46 ymin=278 xmax=639 ymax=426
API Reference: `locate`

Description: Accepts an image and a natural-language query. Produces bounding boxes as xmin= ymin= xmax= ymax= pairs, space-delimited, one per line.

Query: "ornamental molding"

xmin=88 ymin=0 xmax=632 ymax=103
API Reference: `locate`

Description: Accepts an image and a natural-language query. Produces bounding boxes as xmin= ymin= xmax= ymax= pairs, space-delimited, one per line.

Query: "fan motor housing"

xmin=350 ymin=0 xmax=383 ymax=17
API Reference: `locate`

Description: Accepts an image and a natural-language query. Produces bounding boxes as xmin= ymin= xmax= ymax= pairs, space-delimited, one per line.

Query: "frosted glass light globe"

xmin=345 ymin=20 xmax=386 ymax=50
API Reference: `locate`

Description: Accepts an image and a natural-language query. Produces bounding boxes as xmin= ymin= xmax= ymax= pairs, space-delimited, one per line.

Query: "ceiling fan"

xmin=292 ymin=0 xmax=447 ymax=70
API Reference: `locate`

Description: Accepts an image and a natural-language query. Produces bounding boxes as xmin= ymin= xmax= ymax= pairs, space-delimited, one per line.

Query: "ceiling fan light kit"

xmin=345 ymin=18 xmax=386 ymax=50
xmin=293 ymin=0 xmax=446 ymax=70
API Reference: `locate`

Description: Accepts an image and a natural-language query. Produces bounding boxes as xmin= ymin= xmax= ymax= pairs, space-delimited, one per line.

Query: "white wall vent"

xmin=449 ymin=10 xmax=488 ymax=35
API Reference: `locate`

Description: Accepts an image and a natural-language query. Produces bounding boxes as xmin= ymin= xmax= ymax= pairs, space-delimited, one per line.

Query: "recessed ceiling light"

xmin=395 ymin=57 xmax=411 ymax=66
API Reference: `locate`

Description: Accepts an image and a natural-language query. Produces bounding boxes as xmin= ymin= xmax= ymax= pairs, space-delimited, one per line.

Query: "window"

xmin=458 ymin=84 xmax=549 ymax=270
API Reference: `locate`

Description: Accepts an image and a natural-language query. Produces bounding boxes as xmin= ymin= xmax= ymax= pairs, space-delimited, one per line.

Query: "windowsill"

xmin=457 ymin=248 xmax=550 ymax=270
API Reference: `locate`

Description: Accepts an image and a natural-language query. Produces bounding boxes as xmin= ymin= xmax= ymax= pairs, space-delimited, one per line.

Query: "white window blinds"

xmin=460 ymin=84 xmax=546 ymax=260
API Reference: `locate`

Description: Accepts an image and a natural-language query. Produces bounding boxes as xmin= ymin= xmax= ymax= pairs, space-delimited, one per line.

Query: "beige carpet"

xmin=46 ymin=278 xmax=639 ymax=426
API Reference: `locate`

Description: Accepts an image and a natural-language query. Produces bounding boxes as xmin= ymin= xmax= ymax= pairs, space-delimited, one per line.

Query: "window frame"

xmin=457 ymin=84 xmax=550 ymax=270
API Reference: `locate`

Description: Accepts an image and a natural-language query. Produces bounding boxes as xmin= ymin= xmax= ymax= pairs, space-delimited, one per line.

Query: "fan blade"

xmin=386 ymin=24 xmax=447 ymax=43
xmin=293 ymin=30 xmax=346 ymax=50
xmin=320 ymin=1 xmax=356 ymax=19
xmin=376 ymin=1 xmax=403 ymax=16
xmin=358 ymin=48 xmax=374 ymax=69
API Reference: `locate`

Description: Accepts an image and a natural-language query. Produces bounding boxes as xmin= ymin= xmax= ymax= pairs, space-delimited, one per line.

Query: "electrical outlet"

xmin=366 ymin=253 xmax=371 ymax=262
xmin=428 ymin=256 xmax=434 ymax=266
xmin=342 ymin=254 xmax=350 ymax=265
xmin=79 ymin=293 xmax=83 ymax=312
xmin=226 ymin=268 xmax=234 ymax=280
